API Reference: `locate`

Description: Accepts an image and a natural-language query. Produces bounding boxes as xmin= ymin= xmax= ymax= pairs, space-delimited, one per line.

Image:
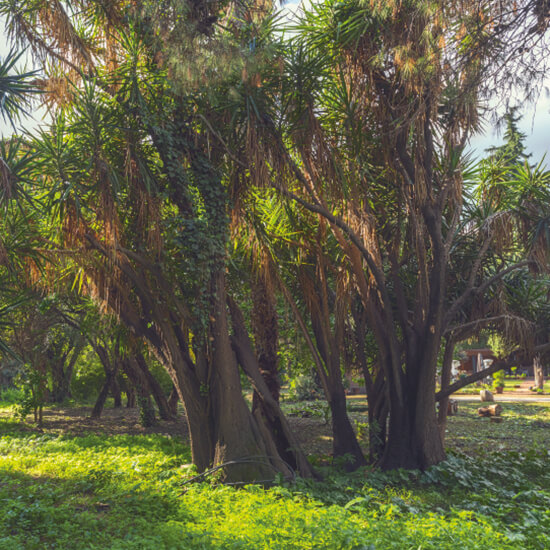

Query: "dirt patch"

xmin=6 ymin=405 xmax=189 ymax=440
xmin=4 ymin=404 xmax=336 ymax=456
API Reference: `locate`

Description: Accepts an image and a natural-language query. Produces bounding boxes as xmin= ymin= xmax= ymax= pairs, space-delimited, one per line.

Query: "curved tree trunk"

xmin=142 ymin=271 xmax=298 ymax=483
xmin=309 ymin=306 xmax=366 ymax=471
xmin=134 ymin=352 xmax=174 ymax=420
xmin=91 ymin=374 xmax=112 ymax=418
xmin=90 ymin=343 xmax=118 ymax=419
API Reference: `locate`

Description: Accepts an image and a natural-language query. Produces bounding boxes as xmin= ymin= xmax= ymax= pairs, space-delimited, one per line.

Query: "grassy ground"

xmin=1 ymin=399 xmax=550 ymax=549
xmin=451 ymin=377 xmax=547 ymax=395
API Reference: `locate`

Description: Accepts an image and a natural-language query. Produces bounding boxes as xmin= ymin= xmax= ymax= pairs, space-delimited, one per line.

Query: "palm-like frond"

xmin=0 ymin=49 xmax=37 ymax=128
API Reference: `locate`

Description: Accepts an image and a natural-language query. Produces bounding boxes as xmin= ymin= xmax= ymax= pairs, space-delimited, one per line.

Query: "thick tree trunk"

xmin=149 ymin=270 xmax=293 ymax=483
xmin=328 ymin=379 xmax=367 ymax=470
xmin=380 ymin=357 xmax=446 ymax=470
xmin=206 ymin=271 xmax=278 ymax=482
xmin=228 ymin=295 xmax=316 ymax=478
xmin=534 ymin=355 xmax=544 ymax=390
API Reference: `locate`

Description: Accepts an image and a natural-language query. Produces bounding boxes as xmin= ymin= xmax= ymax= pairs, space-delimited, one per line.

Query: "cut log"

xmin=480 ymin=389 xmax=494 ymax=402
xmin=478 ymin=404 xmax=502 ymax=417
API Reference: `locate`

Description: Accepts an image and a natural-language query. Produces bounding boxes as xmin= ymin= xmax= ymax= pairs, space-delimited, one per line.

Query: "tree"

xmin=220 ymin=0 xmax=550 ymax=469
xmin=0 ymin=0 xmax=314 ymax=482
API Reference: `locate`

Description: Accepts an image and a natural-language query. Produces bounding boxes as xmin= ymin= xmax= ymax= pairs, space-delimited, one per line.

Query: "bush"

xmin=288 ymin=374 xmax=321 ymax=401
xmin=70 ymin=356 xmax=105 ymax=403
xmin=0 ymin=386 xmax=24 ymax=404
xmin=149 ymin=360 xmax=174 ymax=395
xmin=492 ymin=370 xmax=505 ymax=390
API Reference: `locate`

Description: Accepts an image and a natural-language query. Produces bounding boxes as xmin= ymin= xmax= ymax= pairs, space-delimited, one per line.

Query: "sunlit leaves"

xmin=0 ymin=49 xmax=38 ymax=129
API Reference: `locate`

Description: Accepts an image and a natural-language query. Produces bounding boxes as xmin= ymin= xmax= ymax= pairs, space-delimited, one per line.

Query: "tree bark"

xmin=379 ymin=346 xmax=446 ymax=471
xmin=437 ymin=337 xmax=455 ymax=442
xmin=206 ymin=270 xmax=280 ymax=482
xmin=534 ymin=354 xmax=544 ymax=390
xmin=228 ymin=295 xmax=316 ymax=478
xmin=126 ymin=383 xmax=136 ymax=408
xmin=111 ymin=375 xmax=122 ymax=407
xmin=167 ymin=386 xmax=179 ymax=416
xmin=91 ymin=375 xmax=112 ymax=418
xmin=309 ymin=307 xmax=367 ymax=471
xmin=250 ymin=271 xmax=280 ymax=409
xmin=90 ymin=343 xmax=118 ymax=419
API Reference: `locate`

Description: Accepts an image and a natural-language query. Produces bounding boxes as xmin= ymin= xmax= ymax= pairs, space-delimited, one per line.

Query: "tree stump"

xmin=447 ymin=399 xmax=458 ymax=416
xmin=480 ymin=389 xmax=494 ymax=402
xmin=478 ymin=404 xmax=502 ymax=417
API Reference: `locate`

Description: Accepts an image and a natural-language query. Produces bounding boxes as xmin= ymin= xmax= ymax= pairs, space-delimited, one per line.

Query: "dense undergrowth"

xmin=1 ymin=402 xmax=550 ymax=549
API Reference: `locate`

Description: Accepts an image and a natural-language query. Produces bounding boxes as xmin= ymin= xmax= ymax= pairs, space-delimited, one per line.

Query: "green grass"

xmin=1 ymin=403 xmax=550 ymax=549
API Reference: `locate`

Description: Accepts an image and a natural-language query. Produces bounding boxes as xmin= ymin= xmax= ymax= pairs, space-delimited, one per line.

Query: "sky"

xmin=1 ymin=2 xmax=549 ymax=162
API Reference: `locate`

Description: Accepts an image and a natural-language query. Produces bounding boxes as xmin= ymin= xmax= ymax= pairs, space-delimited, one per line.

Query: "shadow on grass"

xmin=0 ymin=468 xmax=187 ymax=550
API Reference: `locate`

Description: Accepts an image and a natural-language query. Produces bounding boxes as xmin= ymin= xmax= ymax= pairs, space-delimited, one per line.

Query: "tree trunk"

xmin=126 ymin=383 xmax=136 ymax=408
xmin=328 ymin=378 xmax=367 ymax=471
xmin=111 ymin=375 xmax=122 ymax=407
xmin=534 ymin=354 xmax=544 ymax=390
xmin=90 ymin=343 xmax=118 ymax=419
xmin=309 ymin=305 xmax=366 ymax=470
xmin=437 ymin=337 xmax=455 ymax=442
xmin=147 ymin=270 xmax=293 ymax=483
xmin=134 ymin=352 xmax=174 ymax=420
xmin=228 ymin=295 xmax=316 ymax=478
xmin=206 ymin=270 xmax=279 ymax=482
xmin=379 ymin=355 xmax=446 ymax=470
xmin=168 ymin=386 xmax=179 ymax=416
xmin=250 ymin=271 xmax=280 ymax=409
xmin=91 ymin=375 xmax=112 ymax=418
xmin=364 ymin=373 xmax=388 ymax=464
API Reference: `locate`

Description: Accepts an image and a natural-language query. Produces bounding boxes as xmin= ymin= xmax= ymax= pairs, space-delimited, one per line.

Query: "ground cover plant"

xmin=1 ymin=401 xmax=550 ymax=549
